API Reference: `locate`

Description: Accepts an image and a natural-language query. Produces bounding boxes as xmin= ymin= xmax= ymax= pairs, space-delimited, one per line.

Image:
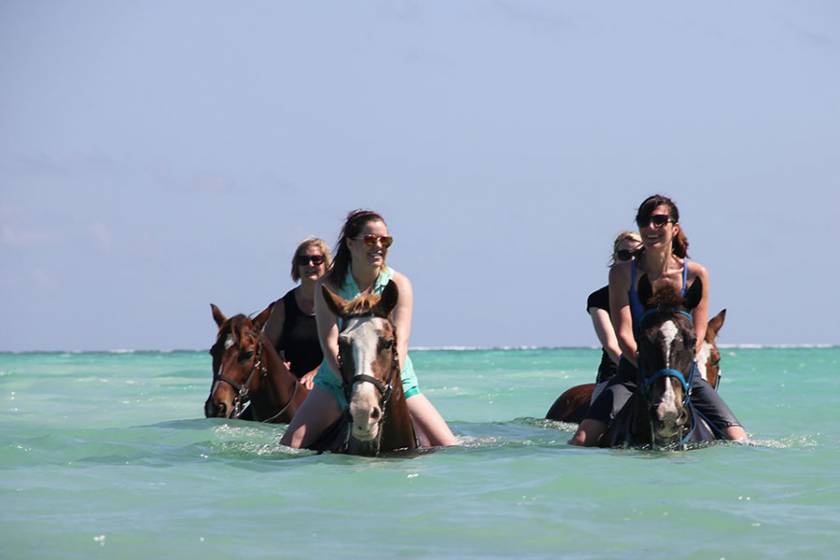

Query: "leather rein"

xmin=213 ymin=330 xmax=299 ymax=422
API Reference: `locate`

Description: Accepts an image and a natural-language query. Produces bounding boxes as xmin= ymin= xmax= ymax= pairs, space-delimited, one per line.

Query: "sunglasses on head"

xmin=356 ymin=234 xmax=393 ymax=248
xmin=295 ymin=254 xmax=325 ymax=266
xmin=636 ymin=214 xmax=673 ymax=229
xmin=615 ymin=248 xmax=642 ymax=262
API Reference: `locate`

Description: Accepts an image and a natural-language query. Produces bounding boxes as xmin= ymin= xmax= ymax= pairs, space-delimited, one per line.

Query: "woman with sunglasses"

xmin=570 ymin=194 xmax=747 ymax=446
xmin=263 ymin=237 xmax=333 ymax=390
xmin=586 ymin=231 xmax=642 ymax=397
xmin=280 ymin=209 xmax=456 ymax=449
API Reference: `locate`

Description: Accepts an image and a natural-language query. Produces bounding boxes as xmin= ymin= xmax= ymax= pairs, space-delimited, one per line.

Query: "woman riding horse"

xmin=569 ymin=194 xmax=747 ymax=446
xmin=263 ymin=237 xmax=332 ymax=389
xmin=280 ymin=209 xmax=456 ymax=449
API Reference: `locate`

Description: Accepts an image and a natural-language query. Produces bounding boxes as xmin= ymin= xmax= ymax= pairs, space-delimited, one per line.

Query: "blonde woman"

xmin=264 ymin=237 xmax=332 ymax=389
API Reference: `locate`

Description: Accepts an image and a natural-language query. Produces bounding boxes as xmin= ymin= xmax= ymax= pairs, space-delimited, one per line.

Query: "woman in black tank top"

xmin=263 ymin=238 xmax=332 ymax=387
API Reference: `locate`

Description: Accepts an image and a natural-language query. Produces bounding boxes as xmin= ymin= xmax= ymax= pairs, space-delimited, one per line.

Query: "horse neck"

xmin=250 ymin=334 xmax=300 ymax=419
xmin=379 ymin=378 xmax=417 ymax=452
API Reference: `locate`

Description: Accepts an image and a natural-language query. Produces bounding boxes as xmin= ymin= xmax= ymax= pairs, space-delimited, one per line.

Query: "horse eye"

xmin=380 ymin=340 xmax=393 ymax=350
xmin=239 ymin=350 xmax=254 ymax=361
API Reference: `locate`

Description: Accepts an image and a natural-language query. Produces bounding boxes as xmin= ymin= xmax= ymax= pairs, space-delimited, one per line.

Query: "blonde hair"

xmin=291 ymin=237 xmax=333 ymax=282
xmin=610 ymin=230 xmax=642 ymax=266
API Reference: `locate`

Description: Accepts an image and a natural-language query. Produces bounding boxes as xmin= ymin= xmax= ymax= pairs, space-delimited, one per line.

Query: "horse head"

xmin=696 ymin=309 xmax=726 ymax=389
xmin=637 ymin=286 xmax=697 ymax=445
xmin=321 ymin=280 xmax=400 ymax=452
xmin=204 ymin=303 xmax=273 ymax=419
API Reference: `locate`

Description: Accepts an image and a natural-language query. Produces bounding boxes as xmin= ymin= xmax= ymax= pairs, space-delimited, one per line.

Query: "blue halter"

xmin=642 ymin=361 xmax=697 ymax=405
xmin=640 ymin=308 xmax=697 ymax=406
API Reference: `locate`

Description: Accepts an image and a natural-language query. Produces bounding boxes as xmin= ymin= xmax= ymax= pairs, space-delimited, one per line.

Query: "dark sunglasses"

xmin=615 ymin=248 xmax=642 ymax=262
xmin=636 ymin=214 xmax=673 ymax=229
xmin=356 ymin=234 xmax=393 ymax=248
xmin=295 ymin=254 xmax=325 ymax=266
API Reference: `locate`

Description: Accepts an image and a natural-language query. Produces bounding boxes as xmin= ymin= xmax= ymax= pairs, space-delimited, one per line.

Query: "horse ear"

xmin=252 ymin=302 xmax=274 ymax=331
xmin=321 ymin=285 xmax=349 ymax=316
xmin=377 ymin=280 xmax=399 ymax=317
xmin=706 ymin=309 xmax=726 ymax=341
xmin=211 ymin=304 xmax=227 ymax=328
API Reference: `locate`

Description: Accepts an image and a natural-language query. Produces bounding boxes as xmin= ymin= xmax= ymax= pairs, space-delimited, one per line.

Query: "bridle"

xmin=211 ymin=327 xmax=298 ymax=422
xmin=638 ymin=308 xmax=698 ymax=446
xmin=338 ymin=313 xmax=401 ymax=442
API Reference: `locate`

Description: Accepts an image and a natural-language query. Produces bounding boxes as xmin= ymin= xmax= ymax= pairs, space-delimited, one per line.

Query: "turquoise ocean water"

xmin=2 ymin=347 xmax=839 ymax=559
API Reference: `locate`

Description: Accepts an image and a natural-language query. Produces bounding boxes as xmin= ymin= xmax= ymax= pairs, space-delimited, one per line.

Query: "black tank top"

xmin=275 ymin=289 xmax=322 ymax=378
xmin=587 ymin=286 xmax=618 ymax=383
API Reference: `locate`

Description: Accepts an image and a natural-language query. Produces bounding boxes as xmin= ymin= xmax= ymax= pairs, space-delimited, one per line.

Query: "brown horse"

xmin=308 ymin=280 xmax=417 ymax=456
xmin=546 ymin=309 xmax=727 ymax=423
xmin=204 ymin=303 xmax=309 ymax=423
xmin=600 ymin=287 xmax=719 ymax=448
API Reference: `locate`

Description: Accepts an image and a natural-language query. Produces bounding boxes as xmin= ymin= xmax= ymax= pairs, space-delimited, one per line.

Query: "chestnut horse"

xmin=599 ymin=287 xmax=719 ymax=448
xmin=204 ymin=304 xmax=309 ymax=423
xmin=308 ymin=280 xmax=417 ymax=456
xmin=546 ymin=309 xmax=726 ymax=423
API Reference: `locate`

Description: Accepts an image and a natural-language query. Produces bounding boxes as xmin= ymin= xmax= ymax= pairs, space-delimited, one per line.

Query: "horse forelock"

xmin=647 ymin=284 xmax=685 ymax=311
xmin=340 ymin=292 xmax=387 ymax=318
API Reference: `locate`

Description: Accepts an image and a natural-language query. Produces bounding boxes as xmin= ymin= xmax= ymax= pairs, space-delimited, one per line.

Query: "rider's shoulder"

xmin=389 ymin=269 xmax=413 ymax=292
xmin=686 ymin=259 xmax=708 ymax=280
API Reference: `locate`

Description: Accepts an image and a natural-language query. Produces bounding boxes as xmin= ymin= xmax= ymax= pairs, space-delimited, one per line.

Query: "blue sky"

xmin=2 ymin=1 xmax=839 ymax=351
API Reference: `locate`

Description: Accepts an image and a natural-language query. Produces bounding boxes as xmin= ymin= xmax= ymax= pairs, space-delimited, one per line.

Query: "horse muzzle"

xmin=205 ymin=397 xmax=232 ymax=418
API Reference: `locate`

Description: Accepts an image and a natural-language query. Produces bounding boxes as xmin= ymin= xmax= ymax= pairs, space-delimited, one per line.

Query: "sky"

xmin=1 ymin=1 xmax=839 ymax=351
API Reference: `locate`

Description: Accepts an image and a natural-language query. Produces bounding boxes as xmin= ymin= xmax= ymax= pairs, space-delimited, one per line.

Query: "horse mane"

xmin=648 ymin=284 xmax=685 ymax=311
xmin=341 ymin=292 xmax=384 ymax=317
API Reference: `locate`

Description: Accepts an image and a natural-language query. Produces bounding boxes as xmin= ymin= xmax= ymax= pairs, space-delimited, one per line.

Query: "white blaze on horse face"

xmin=344 ymin=316 xmax=388 ymax=441
xmin=656 ymin=320 xmax=681 ymax=426
xmin=224 ymin=335 xmax=235 ymax=350
xmin=695 ymin=341 xmax=711 ymax=382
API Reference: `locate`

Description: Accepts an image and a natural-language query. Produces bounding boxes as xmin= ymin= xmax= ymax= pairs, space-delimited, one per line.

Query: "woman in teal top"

xmin=280 ymin=209 xmax=456 ymax=449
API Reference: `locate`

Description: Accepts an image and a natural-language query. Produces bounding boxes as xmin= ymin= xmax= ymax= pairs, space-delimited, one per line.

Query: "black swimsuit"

xmin=587 ymin=286 xmax=618 ymax=383
xmin=274 ymin=289 xmax=323 ymax=378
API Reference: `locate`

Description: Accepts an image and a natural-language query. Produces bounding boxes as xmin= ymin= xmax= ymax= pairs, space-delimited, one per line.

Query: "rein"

xmin=213 ymin=331 xmax=298 ymax=421
xmin=639 ymin=307 xmax=698 ymax=448
xmin=338 ymin=328 xmax=401 ymax=451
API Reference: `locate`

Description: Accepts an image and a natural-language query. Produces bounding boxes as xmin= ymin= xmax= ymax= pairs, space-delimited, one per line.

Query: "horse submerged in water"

xmin=546 ymin=307 xmax=726 ymax=425
xmin=598 ymin=287 xmax=721 ymax=449
xmin=204 ymin=304 xmax=309 ymax=423
xmin=307 ymin=280 xmax=418 ymax=456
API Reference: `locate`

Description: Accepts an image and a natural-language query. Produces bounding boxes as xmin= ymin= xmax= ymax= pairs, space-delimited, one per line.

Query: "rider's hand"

xmin=300 ymin=371 xmax=316 ymax=390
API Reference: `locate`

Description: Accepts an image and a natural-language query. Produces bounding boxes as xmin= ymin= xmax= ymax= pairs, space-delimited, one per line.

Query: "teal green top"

xmin=313 ymin=266 xmax=420 ymax=409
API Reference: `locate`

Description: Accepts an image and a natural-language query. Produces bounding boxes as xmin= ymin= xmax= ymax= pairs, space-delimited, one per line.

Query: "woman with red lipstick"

xmin=263 ymin=237 xmax=332 ymax=389
xmin=569 ymin=195 xmax=747 ymax=446
xmin=280 ymin=209 xmax=456 ymax=449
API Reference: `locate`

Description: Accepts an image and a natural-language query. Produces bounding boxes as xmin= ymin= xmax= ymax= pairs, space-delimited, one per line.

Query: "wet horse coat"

xmin=205 ymin=304 xmax=308 ymax=423
xmin=546 ymin=309 xmax=727 ymax=424
xmin=308 ymin=280 xmax=417 ymax=456
xmin=600 ymin=290 xmax=720 ymax=449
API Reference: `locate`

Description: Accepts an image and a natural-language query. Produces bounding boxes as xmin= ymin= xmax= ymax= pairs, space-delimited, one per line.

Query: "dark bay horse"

xmin=205 ymin=303 xmax=309 ymax=423
xmin=546 ymin=309 xmax=726 ymax=423
xmin=599 ymin=287 xmax=719 ymax=449
xmin=308 ymin=280 xmax=417 ymax=456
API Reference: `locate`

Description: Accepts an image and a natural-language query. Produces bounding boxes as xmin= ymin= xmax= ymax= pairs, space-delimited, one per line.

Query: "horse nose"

xmin=370 ymin=406 xmax=381 ymax=422
xmin=205 ymin=399 xmax=226 ymax=418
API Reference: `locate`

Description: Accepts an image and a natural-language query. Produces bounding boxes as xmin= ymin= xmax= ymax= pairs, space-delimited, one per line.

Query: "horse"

xmin=545 ymin=309 xmax=726 ymax=423
xmin=204 ymin=303 xmax=309 ymax=423
xmin=307 ymin=280 xmax=417 ymax=456
xmin=599 ymin=287 xmax=720 ymax=449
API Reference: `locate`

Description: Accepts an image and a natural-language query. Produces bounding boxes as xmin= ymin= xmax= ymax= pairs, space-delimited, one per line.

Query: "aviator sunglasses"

xmin=636 ymin=214 xmax=674 ymax=229
xmin=355 ymin=234 xmax=394 ymax=248
xmin=295 ymin=254 xmax=325 ymax=266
